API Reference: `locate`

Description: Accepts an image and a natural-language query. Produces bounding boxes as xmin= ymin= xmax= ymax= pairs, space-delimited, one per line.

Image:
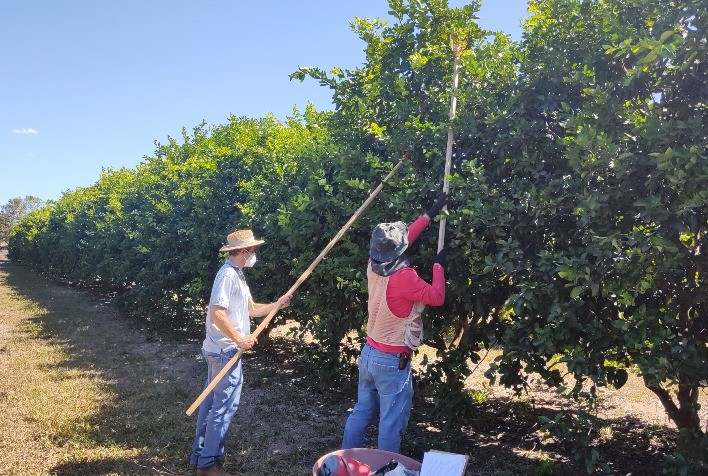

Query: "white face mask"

xmin=244 ymin=250 xmax=257 ymax=268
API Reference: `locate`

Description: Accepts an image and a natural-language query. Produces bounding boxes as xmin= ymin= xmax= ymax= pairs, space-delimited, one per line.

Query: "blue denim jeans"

xmin=190 ymin=348 xmax=243 ymax=468
xmin=342 ymin=344 xmax=414 ymax=453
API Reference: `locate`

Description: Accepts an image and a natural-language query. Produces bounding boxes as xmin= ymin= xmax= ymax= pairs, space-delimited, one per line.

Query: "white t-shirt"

xmin=202 ymin=261 xmax=252 ymax=353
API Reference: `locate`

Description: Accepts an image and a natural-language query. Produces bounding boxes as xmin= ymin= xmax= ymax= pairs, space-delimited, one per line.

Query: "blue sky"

xmin=1 ymin=1 xmax=527 ymax=205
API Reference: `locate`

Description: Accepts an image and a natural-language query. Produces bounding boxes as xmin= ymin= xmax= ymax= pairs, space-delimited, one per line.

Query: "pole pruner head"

xmin=450 ymin=31 xmax=468 ymax=59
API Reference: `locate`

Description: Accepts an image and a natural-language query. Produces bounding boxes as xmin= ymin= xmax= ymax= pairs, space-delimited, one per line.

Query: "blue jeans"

xmin=342 ymin=344 xmax=414 ymax=453
xmin=190 ymin=348 xmax=243 ymax=468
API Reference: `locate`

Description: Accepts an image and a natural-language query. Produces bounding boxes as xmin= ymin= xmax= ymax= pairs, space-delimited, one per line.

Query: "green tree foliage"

xmin=0 ymin=196 xmax=43 ymax=244
xmin=291 ymin=0 xmax=523 ymax=394
xmin=294 ymin=0 xmax=706 ymax=468
xmin=513 ymin=1 xmax=706 ymax=466
xmin=9 ymin=109 xmax=334 ymax=332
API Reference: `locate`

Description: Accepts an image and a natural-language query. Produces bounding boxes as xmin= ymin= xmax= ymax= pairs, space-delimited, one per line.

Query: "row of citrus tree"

xmin=10 ymin=0 xmax=705 ymax=471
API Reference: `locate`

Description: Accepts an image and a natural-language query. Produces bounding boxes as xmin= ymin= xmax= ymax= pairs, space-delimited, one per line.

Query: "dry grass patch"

xmin=0 ymin=258 xmax=200 ymax=475
xmin=0 ymin=257 xmax=347 ymax=475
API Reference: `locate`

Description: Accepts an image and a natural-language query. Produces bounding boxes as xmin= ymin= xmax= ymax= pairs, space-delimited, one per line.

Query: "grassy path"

xmin=0 ymin=255 xmax=203 ymax=475
xmin=0 ymin=255 xmax=343 ymax=475
xmin=1 ymin=251 xmax=704 ymax=475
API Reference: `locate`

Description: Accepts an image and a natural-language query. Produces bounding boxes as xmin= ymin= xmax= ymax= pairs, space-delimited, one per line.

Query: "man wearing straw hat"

xmin=190 ymin=229 xmax=291 ymax=476
xmin=342 ymin=194 xmax=448 ymax=454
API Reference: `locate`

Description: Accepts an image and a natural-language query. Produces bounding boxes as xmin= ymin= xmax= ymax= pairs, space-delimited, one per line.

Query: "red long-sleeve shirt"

xmin=367 ymin=215 xmax=445 ymax=353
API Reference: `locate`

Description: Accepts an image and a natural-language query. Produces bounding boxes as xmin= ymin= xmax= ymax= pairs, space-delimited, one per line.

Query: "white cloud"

xmin=12 ymin=128 xmax=39 ymax=135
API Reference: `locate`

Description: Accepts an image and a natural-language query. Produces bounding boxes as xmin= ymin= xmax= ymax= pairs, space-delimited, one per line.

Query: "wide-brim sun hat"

xmin=370 ymin=221 xmax=408 ymax=262
xmin=219 ymin=229 xmax=265 ymax=252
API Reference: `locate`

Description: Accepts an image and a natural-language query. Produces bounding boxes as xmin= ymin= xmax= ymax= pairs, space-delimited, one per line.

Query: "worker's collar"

xmin=371 ymin=255 xmax=410 ymax=277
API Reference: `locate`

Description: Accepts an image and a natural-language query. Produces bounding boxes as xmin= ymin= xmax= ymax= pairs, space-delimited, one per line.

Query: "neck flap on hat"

xmin=371 ymin=254 xmax=411 ymax=277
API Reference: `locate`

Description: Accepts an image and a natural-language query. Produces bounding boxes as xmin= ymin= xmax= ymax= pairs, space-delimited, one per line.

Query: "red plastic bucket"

xmin=313 ymin=448 xmax=422 ymax=475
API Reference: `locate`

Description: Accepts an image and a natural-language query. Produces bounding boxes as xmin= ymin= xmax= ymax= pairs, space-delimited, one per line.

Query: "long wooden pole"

xmin=437 ymin=35 xmax=465 ymax=253
xmin=186 ymin=152 xmax=410 ymax=416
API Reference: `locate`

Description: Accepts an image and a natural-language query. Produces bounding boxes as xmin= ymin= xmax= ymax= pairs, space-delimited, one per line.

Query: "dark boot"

xmin=196 ymin=463 xmax=232 ymax=476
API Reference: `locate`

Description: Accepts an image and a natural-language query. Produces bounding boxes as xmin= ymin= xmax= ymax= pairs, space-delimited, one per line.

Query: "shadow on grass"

xmin=404 ymin=381 xmax=674 ymax=475
xmin=2 ymin=259 xmax=354 ymax=475
xmin=1 ymin=258 xmax=676 ymax=475
xmin=51 ymin=458 xmax=179 ymax=476
xmin=2 ymin=259 xmax=198 ymax=475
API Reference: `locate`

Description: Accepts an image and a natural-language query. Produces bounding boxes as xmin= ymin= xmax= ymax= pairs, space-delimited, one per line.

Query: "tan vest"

xmin=366 ymin=263 xmax=425 ymax=350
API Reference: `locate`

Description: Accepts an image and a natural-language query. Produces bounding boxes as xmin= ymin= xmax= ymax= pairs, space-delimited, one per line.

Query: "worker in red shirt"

xmin=342 ymin=193 xmax=448 ymax=454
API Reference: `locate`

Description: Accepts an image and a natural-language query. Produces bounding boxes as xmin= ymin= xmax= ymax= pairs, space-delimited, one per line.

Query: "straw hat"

xmin=219 ymin=229 xmax=265 ymax=252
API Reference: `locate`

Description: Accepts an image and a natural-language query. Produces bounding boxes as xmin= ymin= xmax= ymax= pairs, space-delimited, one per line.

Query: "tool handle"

xmin=437 ymin=51 xmax=461 ymax=253
xmin=186 ymin=153 xmax=409 ymax=416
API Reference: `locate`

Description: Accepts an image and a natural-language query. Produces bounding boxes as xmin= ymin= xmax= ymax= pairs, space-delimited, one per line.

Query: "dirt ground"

xmin=0 ymin=249 xmax=705 ymax=475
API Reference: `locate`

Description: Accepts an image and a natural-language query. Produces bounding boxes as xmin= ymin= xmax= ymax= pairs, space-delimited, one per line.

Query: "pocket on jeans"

xmin=371 ymin=359 xmax=398 ymax=372
xmin=372 ymin=360 xmax=408 ymax=396
xmin=203 ymin=351 xmax=222 ymax=361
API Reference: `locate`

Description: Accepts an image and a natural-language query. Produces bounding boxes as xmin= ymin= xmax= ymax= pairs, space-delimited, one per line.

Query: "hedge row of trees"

xmin=9 ymin=0 xmax=705 ymax=471
xmin=9 ymin=111 xmax=338 ymax=330
xmin=0 ymin=196 xmax=43 ymax=245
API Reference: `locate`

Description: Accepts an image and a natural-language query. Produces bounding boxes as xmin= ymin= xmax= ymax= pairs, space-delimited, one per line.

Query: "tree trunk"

xmin=645 ymin=381 xmax=701 ymax=432
xmin=645 ymin=379 xmax=704 ymax=462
